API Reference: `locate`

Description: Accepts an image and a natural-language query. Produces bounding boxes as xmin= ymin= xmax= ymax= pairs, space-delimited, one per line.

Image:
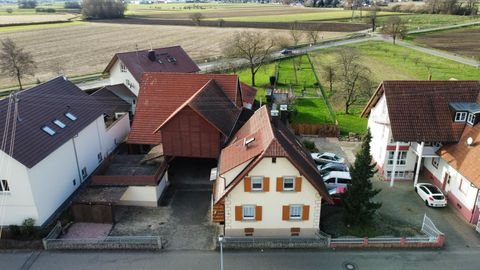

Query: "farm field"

xmin=409 ymin=26 xmax=480 ymax=59
xmin=0 ymin=14 xmax=77 ymax=25
xmin=310 ymin=40 xmax=480 ymax=134
xmin=0 ymin=22 xmax=345 ymax=88
xmin=377 ymin=14 xmax=480 ymax=31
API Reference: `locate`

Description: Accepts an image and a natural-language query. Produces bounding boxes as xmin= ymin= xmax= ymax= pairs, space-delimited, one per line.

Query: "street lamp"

xmin=218 ymin=234 xmax=224 ymax=270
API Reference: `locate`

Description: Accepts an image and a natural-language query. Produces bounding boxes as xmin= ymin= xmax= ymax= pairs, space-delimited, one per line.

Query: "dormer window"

xmin=120 ymin=63 xmax=127 ymax=72
xmin=455 ymin=112 xmax=467 ymax=122
xmin=467 ymin=113 xmax=475 ymax=125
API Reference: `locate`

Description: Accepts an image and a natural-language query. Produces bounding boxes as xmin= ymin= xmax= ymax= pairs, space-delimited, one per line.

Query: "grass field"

xmin=291 ymin=98 xmax=334 ymax=124
xmin=0 ymin=22 xmax=345 ymax=88
xmin=408 ymin=26 xmax=480 ymax=59
xmin=310 ymin=40 xmax=480 ymax=135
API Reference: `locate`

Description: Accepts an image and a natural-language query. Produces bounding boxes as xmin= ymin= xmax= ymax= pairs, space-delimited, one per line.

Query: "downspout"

xmin=413 ymin=141 xmax=424 ymax=187
xmin=390 ymin=141 xmax=400 ymax=187
xmin=72 ymin=135 xmax=82 ymax=184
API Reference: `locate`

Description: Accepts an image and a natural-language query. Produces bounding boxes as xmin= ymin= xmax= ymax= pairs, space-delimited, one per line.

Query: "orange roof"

xmin=215 ymin=106 xmax=332 ymax=204
xmin=438 ymin=124 xmax=480 ymax=188
xmin=128 ymin=72 xmax=241 ymax=145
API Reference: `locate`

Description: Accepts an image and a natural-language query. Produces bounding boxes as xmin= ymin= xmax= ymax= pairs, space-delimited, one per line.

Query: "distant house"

xmin=0 ymin=77 xmax=130 ymax=226
xmin=103 ymin=46 xmax=200 ymax=98
xmin=128 ymin=72 xmax=255 ymax=159
xmin=212 ymin=106 xmax=332 ymax=237
xmin=362 ymin=80 xmax=480 ymax=225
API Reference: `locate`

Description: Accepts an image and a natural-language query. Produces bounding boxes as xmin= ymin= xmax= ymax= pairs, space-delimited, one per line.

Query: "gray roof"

xmin=449 ymin=102 xmax=480 ymax=113
xmin=91 ymin=87 xmax=131 ymax=116
xmin=0 ymin=77 xmax=105 ymax=168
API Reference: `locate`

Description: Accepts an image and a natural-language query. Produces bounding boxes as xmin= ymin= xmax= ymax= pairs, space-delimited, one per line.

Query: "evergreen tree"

xmin=342 ymin=129 xmax=381 ymax=226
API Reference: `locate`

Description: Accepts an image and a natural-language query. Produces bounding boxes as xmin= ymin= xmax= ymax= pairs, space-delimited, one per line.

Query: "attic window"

xmin=53 ymin=119 xmax=66 ymax=129
xmin=467 ymin=113 xmax=475 ymax=125
xmin=120 ymin=63 xmax=127 ymax=72
xmin=455 ymin=112 xmax=467 ymax=122
xmin=65 ymin=112 xmax=77 ymax=121
xmin=167 ymin=56 xmax=176 ymax=63
xmin=42 ymin=126 xmax=56 ymax=136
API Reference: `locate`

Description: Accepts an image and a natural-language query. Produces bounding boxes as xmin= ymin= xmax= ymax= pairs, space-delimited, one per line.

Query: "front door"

xmin=442 ymin=172 xmax=451 ymax=193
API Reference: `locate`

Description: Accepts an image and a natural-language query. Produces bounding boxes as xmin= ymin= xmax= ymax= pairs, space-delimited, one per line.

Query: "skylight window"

xmin=65 ymin=112 xmax=77 ymax=121
xmin=53 ymin=119 xmax=66 ymax=128
xmin=42 ymin=126 xmax=56 ymax=136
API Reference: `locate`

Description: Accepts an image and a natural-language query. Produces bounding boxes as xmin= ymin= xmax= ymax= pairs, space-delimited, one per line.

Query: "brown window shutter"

xmin=282 ymin=205 xmax=289 ymax=220
xmin=255 ymin=206 xmax=262 ymax=221
xmin=244 ymin=177 xmax=251 ymax=192
xmin=235 ymin=206 xmax=242 ymax=221
xmin=295 ymin=177 xmax=302 ymax=192
xmin=276 ymin=177 xmax=283 ymax=192
xmin=263 ymin=177 xmax=270 ymax=192
xmin=302 ymin=205 xmax=310 ymax=220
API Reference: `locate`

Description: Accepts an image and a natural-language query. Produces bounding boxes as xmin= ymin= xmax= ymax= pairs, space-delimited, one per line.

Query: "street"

xmin=3 ymin=248 xmax=480 ymax=270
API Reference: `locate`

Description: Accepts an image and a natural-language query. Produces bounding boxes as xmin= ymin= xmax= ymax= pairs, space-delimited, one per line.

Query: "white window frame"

xmin=432 ymin=157 xmax=440 ymax=169
xmin=467 ymin=113 xmax=475 ymax=125
xmin=242 ymin=205 xmax=255 ymax=220
xmin=455 ymin=112 xmax=467 ymax=122
xmin=387 ymin=151 xmax=407 ymax=166
xmin=97 ymin=153 xmax=103 ymax=163
xmin=0 ymin=179 xmax=10 ymax=193
xmin=283 ymin=176 xmax=295 ymax=191
xmin=459 ymin=178 xmax=469 ymax=195
xmin=81 ymin=167 xmax=87 ymax=179
xmin=251 ymin=176 xmax=263 ymax=191
xmin=65 ymin=112 xmax=77 ymax=121
xmin=385 ymin=170 xmax=406 ymax=178
xmin=120 ymin=63 xmax=127 ymax=72
xmin=289 ymin=205 xmax=303 ymax=220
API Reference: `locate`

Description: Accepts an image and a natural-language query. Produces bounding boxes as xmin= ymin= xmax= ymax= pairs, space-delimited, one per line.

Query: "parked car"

xmin=328 ymin=186 xmax=347 ymax=205
xmin=414 ymin=183 xmax=447 ymax=208
xmin=311 ymin=152 xmax=345 ymax=165
xmin=318 ymin=162 xmax=349 ymax=176
xmin=323 ymin=171 xmax=351 ymax=190
xmin=280 ymin=48 xmax=292 ymax=55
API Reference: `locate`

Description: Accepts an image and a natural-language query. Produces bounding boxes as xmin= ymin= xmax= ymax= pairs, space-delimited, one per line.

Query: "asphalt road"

xmin=3 ymin=248 xmax=480 ymax=270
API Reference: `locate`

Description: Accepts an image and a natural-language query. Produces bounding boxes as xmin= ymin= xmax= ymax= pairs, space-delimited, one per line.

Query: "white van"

xmin=323 ymin=171 xmax=352 ymax=189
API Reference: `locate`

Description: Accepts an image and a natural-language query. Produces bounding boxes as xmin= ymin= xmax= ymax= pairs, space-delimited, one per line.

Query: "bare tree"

xmin=223 ymin=31 xmax=276 ymax=86
xmin=381 ymin=16 xmax=407 ymax=45
xmin=289 ymin=22 xmax=303 ymax=47
xmin=304 ymin=24 xmax=321 ymax=45
xmin=367 ymin=7 xmax=378 ymax=32
xmin=335 ymin=48 xmax=372 ymax=114
xmin=323 ymin=64 xmax=336 ymax=94
xmin=0 ymin=38 xmax=36 ymax=90
xmin=190 ymin=12 xmax=203 ymax=26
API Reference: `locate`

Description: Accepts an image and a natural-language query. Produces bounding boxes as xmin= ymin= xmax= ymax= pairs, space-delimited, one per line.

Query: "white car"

xmin=323 ymin=171 xmax=351 ymax=190
xmin=414 ymin=183 xmax=447 ymax=208
xmin=311 ymin=152 xmax=345 ymax=165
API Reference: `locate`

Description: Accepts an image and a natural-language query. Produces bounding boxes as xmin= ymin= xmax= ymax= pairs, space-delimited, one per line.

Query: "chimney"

xmin=147 ymin=50 xmax=156 ymax=61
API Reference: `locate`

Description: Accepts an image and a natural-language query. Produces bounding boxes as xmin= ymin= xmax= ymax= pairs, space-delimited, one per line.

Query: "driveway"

xmin=373 ymin=174 xmax=480 ymax=250
xmin=302 ymin=136 xmax=360 ymax=166
xmin=110 ymin=158 xmax=218 ymax=250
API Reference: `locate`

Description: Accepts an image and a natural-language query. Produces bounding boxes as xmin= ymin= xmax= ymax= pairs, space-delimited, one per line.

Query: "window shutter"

xmin=295 ymin=177 xmax=302 ymax=192
xmin=302 ymin=205 xmax=310 ymax=220
xmin=244 ymin=177 xmax=251 ymax=192
xmin=276 ymin=177 xmax=283 ymax=192
xmin=255 ymin=206 xmax=262 ymax=221
xmin=282 ymin=205 xmax=289 ymax=220
xmin=235 ymin=206 xmax=242 ymax=221
xmin=263 ymin=177 xmax=270 ymax=192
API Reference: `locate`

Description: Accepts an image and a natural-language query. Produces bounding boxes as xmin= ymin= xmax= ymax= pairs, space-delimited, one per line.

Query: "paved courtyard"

xmin=109 ymin=157 xmax=218 ymax=250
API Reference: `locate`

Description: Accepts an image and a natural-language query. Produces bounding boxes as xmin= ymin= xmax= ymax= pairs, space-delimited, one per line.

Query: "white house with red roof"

xmin=0 ymin=77 xmax=130 ymax=226
xmin=212 ymin=106 xmax=332 ymax=237
xmin=362 ymin=80 xmax=480 ymax=226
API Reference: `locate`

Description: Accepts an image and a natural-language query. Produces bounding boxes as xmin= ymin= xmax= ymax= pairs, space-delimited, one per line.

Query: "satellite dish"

xmin=466 ymin=137 xmax=473 ymax=146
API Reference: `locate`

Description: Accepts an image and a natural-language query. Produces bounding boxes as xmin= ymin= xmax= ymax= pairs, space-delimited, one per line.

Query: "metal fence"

xmin=42 ymin=222 xmax=162 ymax=251
xmin=421 ymin=213 xmax=443 ymax=238
xmin=221 ymin=236 xmax=328 ymax=249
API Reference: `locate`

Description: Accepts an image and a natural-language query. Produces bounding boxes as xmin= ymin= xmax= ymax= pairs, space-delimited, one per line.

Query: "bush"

xmin=64 ymin=1 xmax=81 ymax=9
xmin=302 ymin=139 xmax=319 ymax=152
xmin=35 ymin=8 xmax=56 ymax=13
xmin=19 ymin=218 xmax=36 ymax=238
xmin=6 ymin=8 xmax=13 ymax=13
xmin=82 ymin=0 xmax=126 ymax=19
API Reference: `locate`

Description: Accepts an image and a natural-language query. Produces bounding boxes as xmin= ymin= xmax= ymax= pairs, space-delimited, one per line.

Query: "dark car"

xmin=318 ymin=163 xmax=349 ymax=176
xmin=280 ymin=48 xmax=293 ymax=55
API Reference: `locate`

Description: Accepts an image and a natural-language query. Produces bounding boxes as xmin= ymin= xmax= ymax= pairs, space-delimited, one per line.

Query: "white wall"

xmin=225 ymin=157 xmax=322 ymax=237
xmin=368 ymin=95 xmax=391 ymax=168
xmin=120 ymin=171 xmax=169 ymax=207
xmin=100 ymin=114 xmax=131 ymax=157
xmin=108 ymin=60 xmax=140 ymax=96
xmin=74 ymin=117 xmax=104 ymax=183
xmin=0 ymin=152 xmax=38 ymax=226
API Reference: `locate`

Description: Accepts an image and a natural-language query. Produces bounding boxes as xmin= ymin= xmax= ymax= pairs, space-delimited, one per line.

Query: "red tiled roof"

xmin=438 ymin=124 xmax=480 ymax=188
xmin=240 ymin=83 xmax=257 ymax=107
xmin=103 ymin=46 xmax=199 ymax=82
xmin=128 ymin=73 xmax=241 ymax=145
xmin=215 ymin=106 xmax=332 ymax=204
xmin=362 ymin=81 xmax=480 ymax=142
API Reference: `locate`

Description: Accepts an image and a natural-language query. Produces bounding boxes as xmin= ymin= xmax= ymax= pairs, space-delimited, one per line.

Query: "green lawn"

xmin=234 ymin=63 xmax=276 ymax=103
xmin=291 ymin=98 xmax=334 ymax=124
xmin=379 ymin=14 xmax=480 ymax=31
